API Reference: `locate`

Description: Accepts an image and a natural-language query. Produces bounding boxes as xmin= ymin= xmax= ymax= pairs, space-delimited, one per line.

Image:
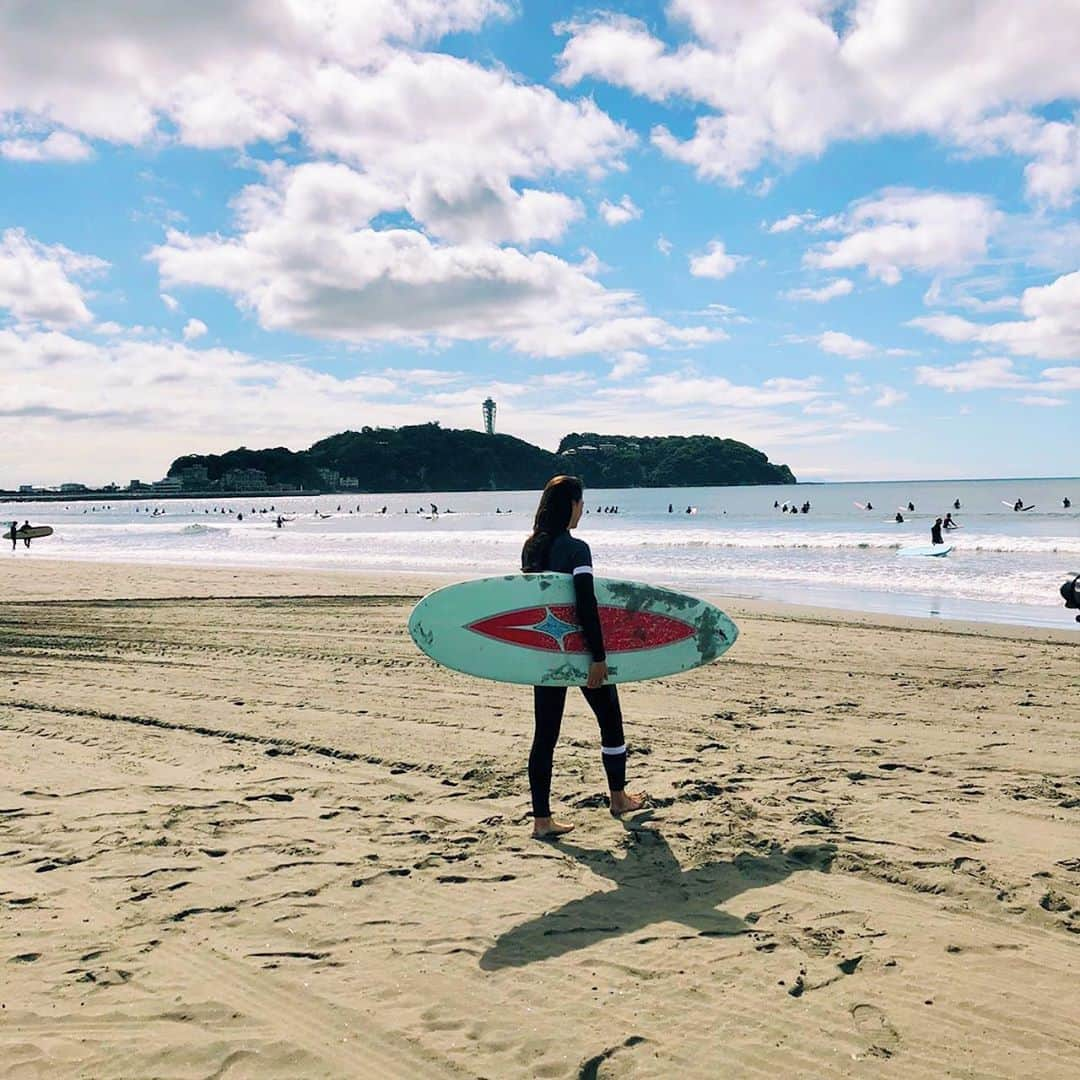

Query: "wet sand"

xmin=2 ymin=560 xmax=1078 ymax=1077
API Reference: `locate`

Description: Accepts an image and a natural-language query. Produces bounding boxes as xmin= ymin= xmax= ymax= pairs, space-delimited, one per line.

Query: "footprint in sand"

xmin=851 ymin=1003 xmax=900 ymax=1058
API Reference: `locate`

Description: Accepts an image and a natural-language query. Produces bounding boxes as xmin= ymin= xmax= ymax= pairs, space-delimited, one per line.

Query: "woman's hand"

xmin=586 ymin=660 xmax=608 ymax=689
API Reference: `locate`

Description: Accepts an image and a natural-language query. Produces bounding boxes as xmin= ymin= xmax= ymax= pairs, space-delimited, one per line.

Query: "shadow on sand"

xmin=481 ymin=819 xmax=836 ymax=970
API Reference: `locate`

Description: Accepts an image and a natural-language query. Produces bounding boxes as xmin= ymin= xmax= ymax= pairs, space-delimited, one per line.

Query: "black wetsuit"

xmin=522 ymin=530 xmax=626 ymax=818
xmin=931 ymin=522 xmax=944 ymax=545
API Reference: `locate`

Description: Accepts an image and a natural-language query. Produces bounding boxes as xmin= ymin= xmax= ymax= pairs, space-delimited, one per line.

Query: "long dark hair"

xmin=521 ymin=475 xmax=583 ymax=572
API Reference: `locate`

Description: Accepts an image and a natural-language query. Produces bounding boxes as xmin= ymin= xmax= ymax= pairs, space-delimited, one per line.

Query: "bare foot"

xmin=609 ymin=791 xmax=647 ymax=817
xmin=532 ymin=817 xmax=575 ymax=839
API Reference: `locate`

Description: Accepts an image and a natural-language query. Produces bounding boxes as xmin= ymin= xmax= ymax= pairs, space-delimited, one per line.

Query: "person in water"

xmin=931 ymin=517 xmax=944 ymax=545
xmin=1064 ymin=497 xmax=1072 ymax=509
xmin=953 ymin=499 xmax=961 ymax=510
xmin=943 ymin=512 xmax=959 ymax=530
xmin=895 ymin=511 xmax=905 ymax=523
xmin=1014 ymin=498 xmax=1024 ymax=512
xmin=521 ymin=476 xmax=645 ymax=838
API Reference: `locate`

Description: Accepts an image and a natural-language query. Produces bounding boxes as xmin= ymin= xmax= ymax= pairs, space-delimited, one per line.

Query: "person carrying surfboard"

xmin=521 ymin=475 xmax=646 ymax=838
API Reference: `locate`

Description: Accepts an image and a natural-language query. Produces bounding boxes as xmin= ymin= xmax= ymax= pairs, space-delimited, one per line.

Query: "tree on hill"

xmin=169 ymin=425 xmax=795 ymax=492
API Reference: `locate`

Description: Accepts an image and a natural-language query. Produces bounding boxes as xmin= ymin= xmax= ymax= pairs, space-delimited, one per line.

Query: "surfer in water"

xmin=931 ymin=518 xmax=944 ymax=545
xmin=522 ymin=475 xmax=645 ymax=838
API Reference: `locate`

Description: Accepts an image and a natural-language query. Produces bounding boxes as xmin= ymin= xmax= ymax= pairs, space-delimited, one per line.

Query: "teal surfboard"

xmin=897 ymin=545 xmax=953 ymax=557
xmin=407 ymin=574 xmax=738 ymax=686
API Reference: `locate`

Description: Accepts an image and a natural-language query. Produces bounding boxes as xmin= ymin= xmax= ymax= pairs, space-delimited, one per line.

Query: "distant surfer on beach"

xmin=521 ymin=476 xmax=645 ymax=839
xmin=9 ymin=520 xmax=16 ymax=551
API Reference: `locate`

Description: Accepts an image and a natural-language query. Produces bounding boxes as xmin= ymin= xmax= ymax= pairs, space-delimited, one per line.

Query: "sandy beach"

xmin=2 ymin=559 xmax=1078 ymax=1078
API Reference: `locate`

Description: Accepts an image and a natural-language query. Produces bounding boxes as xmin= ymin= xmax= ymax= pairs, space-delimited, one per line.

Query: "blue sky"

xmin=1 ymin=0 xmax=1077 ymax=486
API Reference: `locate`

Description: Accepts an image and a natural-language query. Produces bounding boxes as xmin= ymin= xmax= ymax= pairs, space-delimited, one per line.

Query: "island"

xmin=166 ymin=424 xmax=796 ymax=493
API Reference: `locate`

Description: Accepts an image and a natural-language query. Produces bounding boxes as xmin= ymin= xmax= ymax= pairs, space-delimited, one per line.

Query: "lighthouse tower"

xmin=482 ymin=397 xmax=496 ymax=435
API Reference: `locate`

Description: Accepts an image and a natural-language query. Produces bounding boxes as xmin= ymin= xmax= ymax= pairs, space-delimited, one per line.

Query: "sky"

xmin=1 ymin=0 xmax=1078 ymax=487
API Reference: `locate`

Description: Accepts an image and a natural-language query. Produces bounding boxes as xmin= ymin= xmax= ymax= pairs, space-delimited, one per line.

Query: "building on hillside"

xmin=482 ymin=397 xmax=496 ymax=435
xmin=176 ymin=465 xmax=209 ymax=489
xmin=220 ymin=468 xmax=268 ymax=491
xmin=60 ymin=483 xmax=88 ymax=493
xmin=152 ymin=477 xmax=184 ymax=493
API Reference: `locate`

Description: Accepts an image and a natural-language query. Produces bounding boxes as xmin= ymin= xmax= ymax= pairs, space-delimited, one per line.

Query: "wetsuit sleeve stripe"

xmin=572 ymin=570 xmax=606 ymax=662
xmin=572 ymin=565 xmax=593 ymax=575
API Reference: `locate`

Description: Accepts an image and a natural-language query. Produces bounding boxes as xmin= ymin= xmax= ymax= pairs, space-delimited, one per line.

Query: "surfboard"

xmin=3 ymin=526 xmax=53 ymax=540
xmin=897 ymin=545 xmax=953 ymax=557
xmin=408 ymin=573 xmax=738 ymax=686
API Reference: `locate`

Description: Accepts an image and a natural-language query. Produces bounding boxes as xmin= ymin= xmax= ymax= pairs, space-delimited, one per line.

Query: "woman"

xmin=521 ymin=475 xmax=645 ymax=838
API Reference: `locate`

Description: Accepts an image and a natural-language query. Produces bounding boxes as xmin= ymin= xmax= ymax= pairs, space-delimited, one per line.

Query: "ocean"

xmin=5 ymin=477 xmax=1079 ymax=629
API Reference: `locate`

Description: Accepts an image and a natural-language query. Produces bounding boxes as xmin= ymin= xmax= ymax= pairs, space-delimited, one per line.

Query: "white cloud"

xmin=0 ymin=2 xmax=512 ymax=143
xmin=1041 ymin=365 xmax=1080 ymax=391
xmin=783 ymin=278 xmax=853 ymax=303
xmin=599 ymin=195 xmax=642 ymax=227
xmin=910 ymin=271 xmax=1080 ymax=360
xmin=816 ymin=331 xmax=875 ymax=358
xmin=555 ymin=3 xmax=1080 ymax=202
xmin=609 ymin=351 xmax=649 ymax=380
xmin=0 ymin=2 xmax=630 ymax=246
xmin=150 ymin=162 xmax=715 ymax=359
xmin=805 ymin=189 xmax=1000 ymax=285
xmin=841 ymin=418 xmax=896 ymax=433
xmin=0 ymin=228 xmax=106 ymax=327
xmin=914 ymin=356 xmax=1029 ymax=392
xmin=803 ymin=400 xmax=847 ymax=416
xmin=768 ymin=212 xmax=816 ymax=234
xmin=873 ymin=386 xmax=908 ymax=408
xmin=182 ymin=318 xmax=207 ymax=341
xmin=0 ymin=130 xmax=91 ymax=162
xmin=955 ymin=112 xmax=1080 ymax=207
xmin=160 ymin=293 xmax=180 ymax=312
xmin=656 ymin=235 xmax=673 ymax=256
xmin=628 ymin=373 xmax=824 ymax=409
xmin=688 ymin=239 xmax=740 ymax=279
xmin=1017 ymin=395 xmax=1067 ymax=407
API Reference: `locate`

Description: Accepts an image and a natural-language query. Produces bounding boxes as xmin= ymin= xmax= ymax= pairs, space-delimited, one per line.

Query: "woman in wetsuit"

xmin=521 ymin=476 xmax=645 ymax=838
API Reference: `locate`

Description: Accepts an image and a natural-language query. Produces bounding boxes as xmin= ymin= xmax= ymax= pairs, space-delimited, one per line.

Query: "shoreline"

xmin=7 ymin=557 xmax=1077 ymax=641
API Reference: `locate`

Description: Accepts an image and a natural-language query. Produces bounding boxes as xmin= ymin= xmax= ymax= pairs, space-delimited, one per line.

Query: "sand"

xmin=2 ymin=559 xmax=1078 ymax=1078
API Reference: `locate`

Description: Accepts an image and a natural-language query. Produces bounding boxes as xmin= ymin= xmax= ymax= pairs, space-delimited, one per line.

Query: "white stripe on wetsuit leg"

xmin=572 ymin=565 xmax=594 ymax=575
xmin=602 ymin=745 xmax=626 ymax=755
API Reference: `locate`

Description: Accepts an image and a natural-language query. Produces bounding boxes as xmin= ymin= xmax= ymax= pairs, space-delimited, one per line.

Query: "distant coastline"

xmin=163 ymin=424 xmax=798 ymax=494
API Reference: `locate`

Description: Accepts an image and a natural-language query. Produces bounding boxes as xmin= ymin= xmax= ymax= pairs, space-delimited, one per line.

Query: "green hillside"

xmin=169 ymin=424 xmax=796 ymax=492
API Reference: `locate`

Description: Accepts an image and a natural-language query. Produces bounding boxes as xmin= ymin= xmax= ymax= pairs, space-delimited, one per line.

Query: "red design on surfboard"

xmin=467 ymin=605 xmax=695 ymax=654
